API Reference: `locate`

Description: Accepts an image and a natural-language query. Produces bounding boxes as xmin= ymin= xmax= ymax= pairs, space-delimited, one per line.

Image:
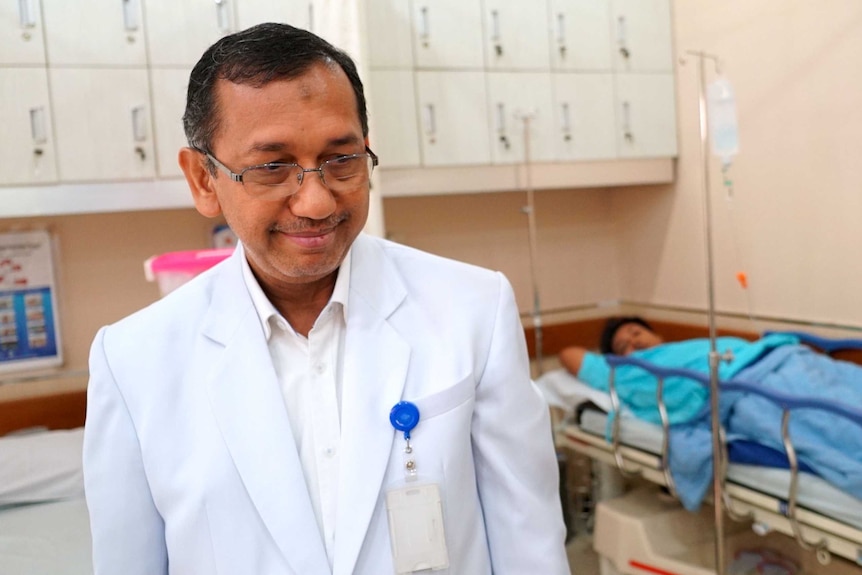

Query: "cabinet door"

xmin=615 ymin=73 xmax=677 ymax=158
xmin=368 ymin=70 xmax=420 ymax=168
xmin=145 ymin=0 xmax=234 ymax=67
xmin=0 ymin=0 xmax=46 ymax=65
xmin=412 ymin=0 xmax=484 ymax=69
xmin=486 ymin=73 xmax=554 ymax=165
xmin=552 ymin=73 xmax=616 ymax=161
xmin=366 ymin=0 xmax=413 ymax=68
xmin=415 ymin=71 xmax=490 ymax=166
xmin=0 ymin=68 xmax=57 ymax=184
xmin=236 ymin=0 xmax=312 ymax=30
xmin=50 ymin=68 xmax=155 ymax=181
xmin=150 ymin=68 xmax=191 ymax=178
xmin=482 ymin=0 xmax=550 ymax=71
xmin=42 ymin=0 xmax=146 ymax=65
xmin=548 ymin=0 xmax=612 ymax=71
xmin=611 ymin=0 xmax=673 ymax=72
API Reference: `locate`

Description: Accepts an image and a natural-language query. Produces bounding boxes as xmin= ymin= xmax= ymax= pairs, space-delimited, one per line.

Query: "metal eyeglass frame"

xmin=196 ymin=146 xmax=378 ymax=193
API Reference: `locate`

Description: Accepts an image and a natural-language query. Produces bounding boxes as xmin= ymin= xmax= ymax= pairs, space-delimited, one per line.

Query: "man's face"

xmin=611 ymin=322 xmax=663 ymax=355
xmin=195 ymin=63 xmax=369 ymax=291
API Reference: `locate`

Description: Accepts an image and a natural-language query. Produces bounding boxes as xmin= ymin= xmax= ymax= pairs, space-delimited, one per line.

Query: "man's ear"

xmin=179 ymin=147 xmax=222 ymax=218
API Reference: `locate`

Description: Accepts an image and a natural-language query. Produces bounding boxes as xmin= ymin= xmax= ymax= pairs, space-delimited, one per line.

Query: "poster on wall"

xmin=0 ymin=229 xmax=62 ymax=374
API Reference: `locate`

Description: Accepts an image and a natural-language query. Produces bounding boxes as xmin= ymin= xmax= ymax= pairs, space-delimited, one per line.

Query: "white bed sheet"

xmin=0 ymin=497 xmax=92 ymax=575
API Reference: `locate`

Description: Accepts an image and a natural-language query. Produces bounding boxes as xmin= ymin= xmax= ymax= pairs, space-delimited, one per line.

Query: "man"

xmin=82 ymin=23 xmax=569 ymax=575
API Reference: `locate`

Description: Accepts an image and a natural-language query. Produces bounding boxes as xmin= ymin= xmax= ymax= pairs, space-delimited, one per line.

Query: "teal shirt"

xmin=577 ymin=333 xmax=799 ymax=424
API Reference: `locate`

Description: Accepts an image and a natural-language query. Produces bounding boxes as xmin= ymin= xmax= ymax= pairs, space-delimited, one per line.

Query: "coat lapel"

xmin=202 ymin=250 xmax=331 ymax=575
xmin=332 ymin=235 xmax=411 ymax=575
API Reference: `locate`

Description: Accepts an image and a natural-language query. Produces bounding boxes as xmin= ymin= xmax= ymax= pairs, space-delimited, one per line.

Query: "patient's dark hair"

xmin=599 ymin=316 xmax=654 ymax=355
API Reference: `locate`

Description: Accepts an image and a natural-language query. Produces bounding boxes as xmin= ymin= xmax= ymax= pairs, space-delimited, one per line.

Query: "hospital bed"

xmin=0 ymin=389 xmax=91 ymax=575
xmin=541 ymin=331 xmax=862 ymax=574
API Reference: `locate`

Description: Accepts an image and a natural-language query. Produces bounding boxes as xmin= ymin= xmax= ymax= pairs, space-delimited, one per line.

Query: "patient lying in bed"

xmin=548 ymin=317 xmax=862 ymax=511
xmin=558 ymin=316 xmax=798 ymax=424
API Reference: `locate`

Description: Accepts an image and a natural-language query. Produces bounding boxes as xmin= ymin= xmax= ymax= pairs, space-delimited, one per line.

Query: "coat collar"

xmin=201 ymin=236 xmax=410 ymax=575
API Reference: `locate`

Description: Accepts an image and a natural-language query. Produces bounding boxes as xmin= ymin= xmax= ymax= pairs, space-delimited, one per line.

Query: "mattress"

xmin=0 ymin=497 xmax=92 ymax=575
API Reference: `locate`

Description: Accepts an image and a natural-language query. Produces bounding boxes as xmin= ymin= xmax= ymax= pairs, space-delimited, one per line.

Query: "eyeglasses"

xmin=197 ymin=146 xmax=379 ymax=200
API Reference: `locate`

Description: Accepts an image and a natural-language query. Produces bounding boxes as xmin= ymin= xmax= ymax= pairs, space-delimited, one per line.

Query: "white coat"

xmin=83 ymin=233 xmax=569 ymax=575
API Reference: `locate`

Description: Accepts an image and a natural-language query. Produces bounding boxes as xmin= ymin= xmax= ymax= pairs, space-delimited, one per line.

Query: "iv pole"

xmin=685 ymin=49 xmax=728 ymax=575
xmin=518 ymin=111 xmax=544 ymax=376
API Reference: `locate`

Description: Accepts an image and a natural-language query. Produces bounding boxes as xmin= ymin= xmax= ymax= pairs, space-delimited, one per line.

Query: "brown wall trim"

xmin=0 ymin=390 xmax=87 ymax=436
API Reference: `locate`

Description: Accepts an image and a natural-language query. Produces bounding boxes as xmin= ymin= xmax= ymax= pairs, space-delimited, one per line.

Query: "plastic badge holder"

xmin=144 ymin=248 xmax=234 ymax=297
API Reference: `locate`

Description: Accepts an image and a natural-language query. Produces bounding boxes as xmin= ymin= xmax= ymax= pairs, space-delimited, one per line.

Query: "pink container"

xmin=144 ymin=248 xmax=234 ymax=296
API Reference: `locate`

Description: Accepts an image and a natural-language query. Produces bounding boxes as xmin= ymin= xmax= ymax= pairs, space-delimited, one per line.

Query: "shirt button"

xmin=324 ymin=446 xmax=336 ymax=457
xmin=315 ymin=363 xmax=326 ymax=374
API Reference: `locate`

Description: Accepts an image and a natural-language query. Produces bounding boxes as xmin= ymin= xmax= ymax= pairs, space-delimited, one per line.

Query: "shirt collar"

xmin=240 ymin=242 xmax=352 ymax=340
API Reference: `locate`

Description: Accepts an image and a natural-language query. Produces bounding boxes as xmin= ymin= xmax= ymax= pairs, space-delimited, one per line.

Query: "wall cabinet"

xmin=611 ymin=0 xmax=674 ymax=72
xmin=50 ymin=68 xmax=155 ymax=181
xmin=548 ymin=0 xmax=612 ymax=71
xmin=411 ymin=0 xmax=484 ymax=69
xmin=615 ymin=73 xmax=677 ymax=158
xmin=481 ymin=1 xmax=550 ymax=71
xmin=486 ymin=72 xmax=555 ymax=164
xmin=367 ymin=0 xmax=677 ymax=195
xmin=551 ymin=73 xmax=617 ymax=161
xmin=0 ymin=68 xmax=57 ymax=185
xmin=0 ymin=0 xmax=47 ymax=65
xmin=415 ymin=71 xmax=491 ymax=166
xmin=0 ymin=0 xmax=677 ymax=216
xmin=42 ymin=0 xmax=146 ymax=66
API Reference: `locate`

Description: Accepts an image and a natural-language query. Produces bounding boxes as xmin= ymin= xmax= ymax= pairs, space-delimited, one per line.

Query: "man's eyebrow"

xmin=247 ymin=135 xmax=362 ymax=155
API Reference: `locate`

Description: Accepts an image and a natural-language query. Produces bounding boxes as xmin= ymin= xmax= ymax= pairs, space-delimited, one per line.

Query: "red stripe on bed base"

xmin=629 ymin=560 xmax=682 ymax=575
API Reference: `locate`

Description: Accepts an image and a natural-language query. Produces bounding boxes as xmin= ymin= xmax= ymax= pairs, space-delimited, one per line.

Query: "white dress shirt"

xmin=240 ymin=246 xmax=351 ymax=567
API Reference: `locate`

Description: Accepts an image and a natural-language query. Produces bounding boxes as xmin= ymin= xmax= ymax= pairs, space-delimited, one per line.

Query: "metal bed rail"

xmin=604 ymin=350 xmax=862 ymax=565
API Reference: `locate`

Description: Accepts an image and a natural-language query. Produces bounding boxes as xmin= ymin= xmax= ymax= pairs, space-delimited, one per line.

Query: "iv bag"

xmin=707 ymin=76 xmax=739 ymax=165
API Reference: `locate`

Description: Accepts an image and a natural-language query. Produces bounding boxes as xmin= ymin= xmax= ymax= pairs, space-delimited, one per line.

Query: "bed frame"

xmin=559 ymin=334 xmax=862 ymax=571
xmin=0 ymin=389 xmax=87 ymax=435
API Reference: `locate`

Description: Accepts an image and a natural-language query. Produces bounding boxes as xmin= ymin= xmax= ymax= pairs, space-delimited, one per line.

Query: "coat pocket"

xmin=410 ymin=376 xmax=475 ymax=420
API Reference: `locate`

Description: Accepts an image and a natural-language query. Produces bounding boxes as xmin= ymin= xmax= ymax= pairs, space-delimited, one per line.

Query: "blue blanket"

xmin=669 ymin=344 xmax=862 ymax=510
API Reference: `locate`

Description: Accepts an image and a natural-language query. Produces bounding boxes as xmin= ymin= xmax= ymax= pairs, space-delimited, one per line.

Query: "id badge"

xmin=385 ymin=482 xmax=449 ymax=574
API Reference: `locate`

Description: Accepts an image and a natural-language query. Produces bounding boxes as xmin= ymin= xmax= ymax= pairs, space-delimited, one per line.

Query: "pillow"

xmin=0 ymin=427 xmax=84 ymax=506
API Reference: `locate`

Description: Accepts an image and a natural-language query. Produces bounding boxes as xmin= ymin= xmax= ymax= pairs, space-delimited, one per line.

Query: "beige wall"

xmin=615 ymin=1 xmax=862 ymax=331
xmin=383 ymin=188 xmax=621 ymax=321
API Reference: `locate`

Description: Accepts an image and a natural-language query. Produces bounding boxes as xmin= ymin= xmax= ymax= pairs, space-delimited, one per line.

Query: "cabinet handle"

xmin=30 ymin=107 xmax=47 ymax=144
xmin=556 ymin=13 xmax=566 ymax=58
xmin=491 ymin=10 xmax=503 ymax=57
xmin=131 ymin=105 xmax=148 ymax=142
xmin=122 ymin=0 xmax=139 ymax=31
xmin=215 ymin=0 xmax=232 ymax=33
xmin=18 ymin=0 xmax=36 ymax=28
xmin=419 ymin=7 xmax=429 ymax=47
xmin=560 ymin=103 xmax=572 ymax=141
xmin=617 ymin=15 xmax=630 ymax=59
xmin=423 ymin=104 xmax=436 ymax=143
xmin=622 ymin=101 xmax=633 ymax=142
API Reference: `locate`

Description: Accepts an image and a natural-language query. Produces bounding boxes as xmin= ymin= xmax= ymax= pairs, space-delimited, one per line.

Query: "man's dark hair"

xmin=183 ymin=22 xmax=368 ymax=157
xmin=599 ymin=316 xmax=653 ymax=354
